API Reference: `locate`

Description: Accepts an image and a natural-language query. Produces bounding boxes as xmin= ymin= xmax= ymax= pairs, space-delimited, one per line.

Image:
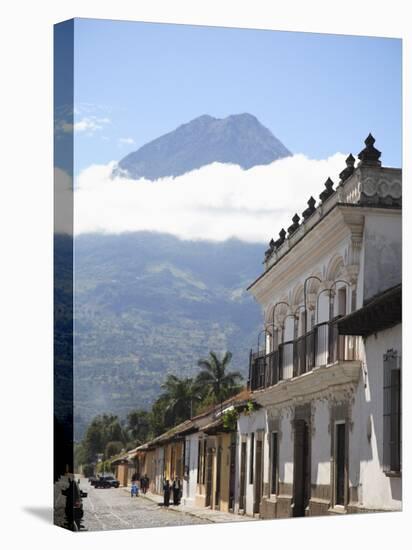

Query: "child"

xmin=131 ymin=481 xmax=139 ymax=497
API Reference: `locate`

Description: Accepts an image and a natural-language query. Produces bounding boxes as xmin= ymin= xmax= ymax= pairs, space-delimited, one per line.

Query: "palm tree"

xmin=196 ymin=351 xmax=243 ymax=405
xmin=159 ymin=374 xmax=202 ymax=425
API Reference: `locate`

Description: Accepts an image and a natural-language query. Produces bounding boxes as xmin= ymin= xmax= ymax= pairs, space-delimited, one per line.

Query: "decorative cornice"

xmin=358 ymin=166 xmax=402 ymax=207
xmin=252 ymin=361 xmax=362 ymax=409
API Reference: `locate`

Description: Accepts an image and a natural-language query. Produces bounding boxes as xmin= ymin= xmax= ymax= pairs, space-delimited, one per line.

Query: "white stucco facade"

xmin=182 ymin=432 xmax=199 ymax=504
xmin=246 ymin=147 xmax=401 ymax=518
xmin=352 ymin=324 xmax=402 ymax=510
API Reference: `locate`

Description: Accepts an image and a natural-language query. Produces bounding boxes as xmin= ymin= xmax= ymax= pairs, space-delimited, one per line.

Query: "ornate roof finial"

xmin=287 ymin=214 xmax=300 ymax=236
xmin=357 ymin=133 xmax=381 ymax=166
xmin=264 ymin=238 xmax=276 ymax=259
xmin=338 ymin=153 xmax=356 ymax=184
xmin=319 ymin=177 xmax=335 ymax=203
xmin=302 ymin=196 xmax=316 ymax=220
xmin=274 ymin=228 xmax=286 ymax=248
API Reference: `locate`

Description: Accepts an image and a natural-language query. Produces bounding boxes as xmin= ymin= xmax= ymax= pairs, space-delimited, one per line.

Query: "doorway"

xmin=239 ymin=441 xmax=247 ymax=510
xmin=205 ymin=449 xmax=213 ymax=507
xmin=254 ymin=439 xmax=263 ymax=514
xmin=293 ymin=419 xmax=309 ymax=517
xmin=215 ymin=445 xmax=222 ymax=508
xmin=229 ymin=435 xmax=236 ymax=511
xmin=335 ymin=422 xmax=346 ymax=506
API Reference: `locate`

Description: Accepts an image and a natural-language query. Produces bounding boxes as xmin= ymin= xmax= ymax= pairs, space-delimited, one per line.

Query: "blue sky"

xmin=70 ymin=18 xmax=402 ymax=174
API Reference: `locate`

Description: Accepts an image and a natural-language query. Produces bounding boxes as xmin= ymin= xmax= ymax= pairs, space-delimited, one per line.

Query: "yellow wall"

xmin=117 ymin=463 xmax=128 ymax=487
xmin=164 ymin=441 xmax=184 ymax=481
xmin=218 ymin=433 xmax=232 ymax=513
xmin=195 ymin=436 xmax=207 ymax=507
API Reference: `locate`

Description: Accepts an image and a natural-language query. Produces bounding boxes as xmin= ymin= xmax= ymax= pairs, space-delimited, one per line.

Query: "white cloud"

xmin=73 ymin=116 xmax=111 ymax=133
xmin=118 ymin=137 xmax=135 ymax=145
xmin=74 ymin=153 xmax=348 ymax=242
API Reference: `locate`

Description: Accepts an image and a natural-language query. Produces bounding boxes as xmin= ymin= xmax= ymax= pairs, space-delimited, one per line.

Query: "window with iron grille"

xmin=383 ymin=350 xmax=401 ymax=475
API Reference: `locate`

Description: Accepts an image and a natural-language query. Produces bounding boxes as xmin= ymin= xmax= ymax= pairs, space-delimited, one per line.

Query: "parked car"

xmin=94 ymin=474 xmax=120 ymax=488
xmin=61 ymin=478 xmax=88 ymax=531
xmin=88 ymin=476 xmax=98 ymax=487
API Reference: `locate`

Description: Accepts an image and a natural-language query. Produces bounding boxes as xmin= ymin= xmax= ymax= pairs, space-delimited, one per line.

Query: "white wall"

xmin=237 ymin=409 xmax=266 ymax=516
xmin=182 ymin=432 xmax=199 ymax=504
xmin=351 ymin=323 xmax=402 ymax=510
xmin=311 ymin=401 xmax=331 ymax=486
xmin=363 ymin=212 xmax=401 ymax=302
xmin=279 ymin=412 xmax=294 ymax=486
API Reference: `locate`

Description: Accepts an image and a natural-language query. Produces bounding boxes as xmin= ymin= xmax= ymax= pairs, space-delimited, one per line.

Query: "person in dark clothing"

xmin=143 ymin=474 xmax=149 ymax=494
xmin=163 ymin=479 xmax=171 ymax=507
xmin=140 ymin=476 xmax=146 ymax=493
xmin=172 ymin=476 xmax=182 ymax=505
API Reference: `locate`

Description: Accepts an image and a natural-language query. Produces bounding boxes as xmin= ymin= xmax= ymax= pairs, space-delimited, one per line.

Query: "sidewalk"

xmin=123 ymin=487 xmax=255 ymax=523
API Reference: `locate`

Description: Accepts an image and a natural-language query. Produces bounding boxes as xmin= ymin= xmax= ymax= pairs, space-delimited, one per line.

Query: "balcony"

xmin=249 ymin=317 xmax=361 ymax=392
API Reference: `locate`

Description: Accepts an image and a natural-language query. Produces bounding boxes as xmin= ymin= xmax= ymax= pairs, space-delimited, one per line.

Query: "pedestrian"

xmin=163 ymin=479 xmax=170 ymax=507
xmin=140 ymin=475 xmax=146 ymax=494
xmin=131 ymin=481 xmax=139 ymax=497
xmin=172 ymin=476 xmax=182 ymax=505
xmin=143 ymin=474 xmax=149 ymax=494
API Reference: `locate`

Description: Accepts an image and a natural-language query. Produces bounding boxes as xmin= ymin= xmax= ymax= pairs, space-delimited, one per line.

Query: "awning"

xmin=337 ymin=284 xmax=401 ymax=336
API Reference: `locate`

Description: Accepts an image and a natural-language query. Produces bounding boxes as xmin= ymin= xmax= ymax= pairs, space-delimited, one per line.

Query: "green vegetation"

xmin=244 ymin=399 xmax=257 ymax=415
xmin=75 ymin=350 xmax=244 ymax=472
xmin=197 ymin=351 xmax=243 ymax=404
xmin=67 ymin=232 xmax=263 ymax=439
xmin=222 ymin=408 xmax=239 ymax=431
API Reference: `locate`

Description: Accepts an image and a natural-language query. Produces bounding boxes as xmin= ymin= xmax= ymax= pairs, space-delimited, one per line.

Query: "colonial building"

xmin=135 ymin=391 xmax=250 ymax=511
xmin=245 ymin=135 xmax=402 ymax=518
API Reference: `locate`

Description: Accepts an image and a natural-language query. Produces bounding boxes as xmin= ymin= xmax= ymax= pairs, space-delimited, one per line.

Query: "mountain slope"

xmin=114 ymin=113 xmax=291 ymax=180
xmin=69 ymin=233 xmax=265 ymax=439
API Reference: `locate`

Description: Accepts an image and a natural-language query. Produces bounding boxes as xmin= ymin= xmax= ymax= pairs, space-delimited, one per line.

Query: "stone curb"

xmin=121 ymin=487 xmax=248 ymax=524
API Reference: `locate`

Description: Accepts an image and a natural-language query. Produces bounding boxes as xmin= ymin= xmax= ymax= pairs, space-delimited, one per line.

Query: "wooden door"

xmin=254 ymin=439 xmax=263 ymax=514
xmin=229 ymin=435 xmax=236 ymax=511
xmin=205 ymin=450 xmax=213 ymax=507
xmin=239 ymin=441 xmax=247 ymax=510
xmin=293 ymin=419 xmax=309 ymax=517
xmin=335 ymin=423 xmax=346 ymax=505
xmin=215 ymin=445 xmax=222 ymax=508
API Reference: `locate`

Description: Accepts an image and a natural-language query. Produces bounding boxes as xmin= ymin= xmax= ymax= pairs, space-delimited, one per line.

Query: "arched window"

xmin=338 ymin=287 xmax=347 ymax=316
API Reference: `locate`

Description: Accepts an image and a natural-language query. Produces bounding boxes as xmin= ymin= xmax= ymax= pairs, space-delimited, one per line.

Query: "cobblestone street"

xmin=79 ymin=479 xmax=210 ymax=531
xmin=54 ymin=476 xmax=253 ymax=531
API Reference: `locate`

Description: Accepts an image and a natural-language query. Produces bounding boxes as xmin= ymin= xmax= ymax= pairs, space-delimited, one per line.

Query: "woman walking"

xmin=172 ymin=476 xmax=181 ymax=505
xmin=163 ymin=479 xmax=171 ymax=507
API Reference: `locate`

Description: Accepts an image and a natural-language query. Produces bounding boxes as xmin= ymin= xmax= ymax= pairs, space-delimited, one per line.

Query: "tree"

xmin=82 ymin=414 xmax=127 ymax=463
xmin=82 ymin=463 xmax=95 ymax=478
xmin=74 ymin=442 xmax=87 ymax=472
xmin=158 ymin=374 xmax=202 ymax=427
xmin=105 ymin=440 xmax=124 ymax=459
xmin=196 ymin=351 xmax=243 ymax=405
xmin=126 ymin=409 xmax=150 ymax=446
xmin=149 ymin=395 xmax=170 ymax=437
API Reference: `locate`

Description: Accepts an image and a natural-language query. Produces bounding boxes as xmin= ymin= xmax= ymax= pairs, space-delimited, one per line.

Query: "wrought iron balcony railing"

xmin=249 ymin=317 xmax=360 ymax=392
